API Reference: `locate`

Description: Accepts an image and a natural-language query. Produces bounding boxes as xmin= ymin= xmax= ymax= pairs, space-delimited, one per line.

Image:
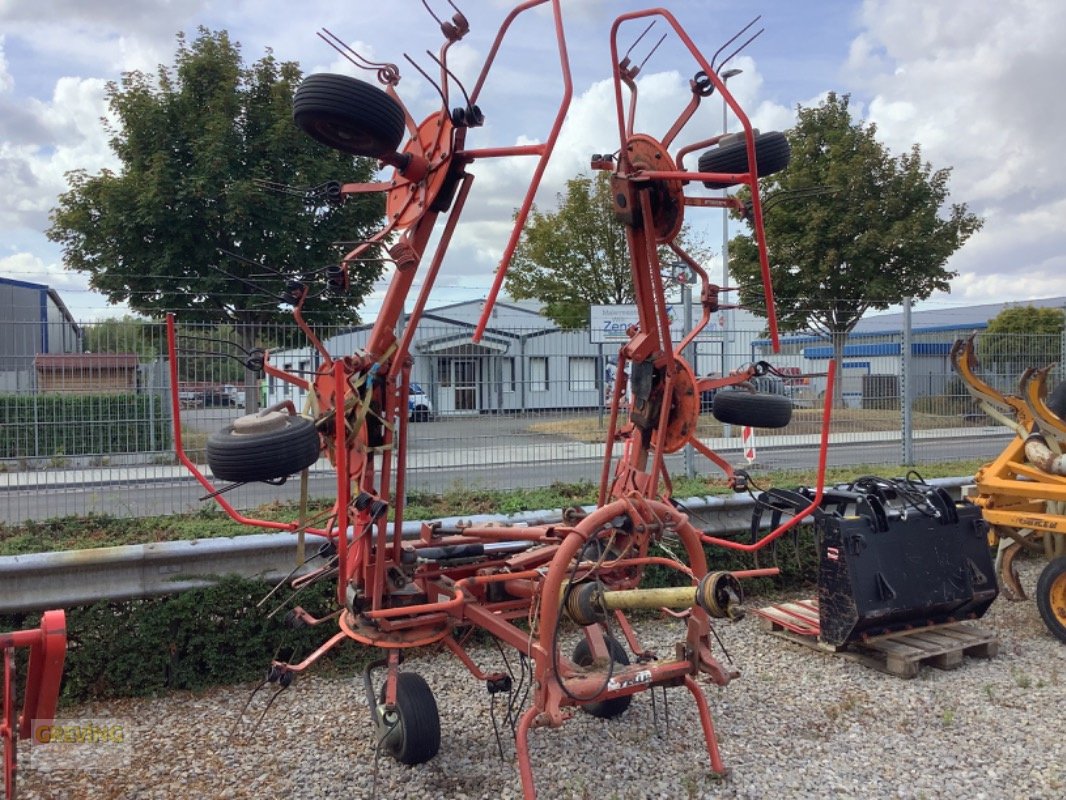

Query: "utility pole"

xmin=901 ymin=296 xmax=914 ymax=465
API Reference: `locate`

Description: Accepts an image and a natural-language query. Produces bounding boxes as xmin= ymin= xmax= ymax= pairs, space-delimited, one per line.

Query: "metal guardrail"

xmin=0 ymin=478 xmax=969 ymax=613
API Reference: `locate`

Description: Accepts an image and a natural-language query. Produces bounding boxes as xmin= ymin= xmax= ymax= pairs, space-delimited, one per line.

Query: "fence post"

xmin=682 ymin=281 xmax=696 ymax=479
xmin=901 ymin=296 xmax=913 ymax=465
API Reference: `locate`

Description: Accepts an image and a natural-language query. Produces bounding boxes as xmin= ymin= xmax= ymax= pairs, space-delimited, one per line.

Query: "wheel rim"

xmin=232 ymin=411 xmax=290 ymax=435
xmin=1051 ymin=569 xmax=1066 ymax=626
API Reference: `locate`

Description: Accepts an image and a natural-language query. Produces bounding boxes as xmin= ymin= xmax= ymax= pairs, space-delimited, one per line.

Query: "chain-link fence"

xmin=1 ymin=318 xmax=1061 ymax=522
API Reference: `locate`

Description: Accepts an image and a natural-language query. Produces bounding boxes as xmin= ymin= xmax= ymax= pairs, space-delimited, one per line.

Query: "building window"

xmin=568 ymin=357 xmax=597 ymax=391
xmin=530 ymin=357 xmax=548 ymax=392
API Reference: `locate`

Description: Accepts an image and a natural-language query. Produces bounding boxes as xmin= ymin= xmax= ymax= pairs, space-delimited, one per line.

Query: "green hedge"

xmin=0 ymin=536 xmax=820 ymax=704
xmin=0 ymin=577 xmax=370 ymax=702
xmin=0 ymin=393 xmax=170 ymax=458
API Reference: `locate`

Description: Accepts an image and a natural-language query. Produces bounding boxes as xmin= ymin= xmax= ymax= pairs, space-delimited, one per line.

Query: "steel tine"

xmin=1021 ymin=365 xmax=1066 ymax=440
xmin=228 ymin=676 xmax=270 ymax=740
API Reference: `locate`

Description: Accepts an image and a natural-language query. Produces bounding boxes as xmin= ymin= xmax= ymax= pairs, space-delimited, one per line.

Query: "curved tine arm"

xmin=1021 ymin=365 xmax=1066 ymax=440
xmin=950 ymin=334 xmax=1014 ymax=412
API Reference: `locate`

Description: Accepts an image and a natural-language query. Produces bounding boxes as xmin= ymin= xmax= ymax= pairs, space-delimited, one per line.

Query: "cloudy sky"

xmin=2 ymin=0 xmax=1065 ymax=322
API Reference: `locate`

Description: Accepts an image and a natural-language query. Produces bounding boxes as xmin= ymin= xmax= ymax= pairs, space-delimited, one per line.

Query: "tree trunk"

xmin=239 ymin=321 xmax=261 ymax=414
xmin=831 ymin=330 xmax=848 ymax=408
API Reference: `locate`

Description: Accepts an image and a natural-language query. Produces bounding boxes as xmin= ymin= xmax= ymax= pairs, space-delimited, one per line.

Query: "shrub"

xmin=0 ymin=393 xmax=170 ymax=458
xmin=0 ymin=577 xmax=370 ymax=702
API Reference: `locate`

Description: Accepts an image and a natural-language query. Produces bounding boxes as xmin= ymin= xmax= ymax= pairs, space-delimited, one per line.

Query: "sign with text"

xmin=589 ymin=304 xmax=722 ymax=344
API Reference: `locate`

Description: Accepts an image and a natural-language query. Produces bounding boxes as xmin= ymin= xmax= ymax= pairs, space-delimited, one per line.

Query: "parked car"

xmin=409 ymin=382 xmax=433 ymax=422
xmin=202 ymin=384 xmax=247 ymax=408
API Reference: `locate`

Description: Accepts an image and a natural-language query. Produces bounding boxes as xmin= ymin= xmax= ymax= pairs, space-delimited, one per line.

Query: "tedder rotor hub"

xmin=650 ymin=358 xmax=700 ymax=454
xmin=386 ymin=111 xmax=459 ymax=228
xmin=618 ymin=134 xmax=684 ymax=243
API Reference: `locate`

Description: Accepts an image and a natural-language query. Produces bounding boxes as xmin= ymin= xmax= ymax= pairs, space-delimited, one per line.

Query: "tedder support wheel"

xmin=571 ymin=636 xmax=633 ymax=719
xmin=712 ymin=391 xmax=792 ymax=429
xmin=380 ymin=672 xmax=441 ymax=765
xmin=1036 ymin=555 xmax=1066 ymax=643
xmin=698 ymin=130 xmax=791 ymax=189
xmin=206 ymin=413 xmax=320 ymax=483
xmin=293 ymin=73 xmax=407 ymax=158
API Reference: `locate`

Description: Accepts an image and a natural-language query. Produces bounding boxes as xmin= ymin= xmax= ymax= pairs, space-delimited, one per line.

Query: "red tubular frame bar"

xmin=609 ymin=8 xmax=780 ymax=352
xmin=2 ymin=610 xmax=67 ymax=800
xmin=472 ymin=0 xmax=573 ymax=341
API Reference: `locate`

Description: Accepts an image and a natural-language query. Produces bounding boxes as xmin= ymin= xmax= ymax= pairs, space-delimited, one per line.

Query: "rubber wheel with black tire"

xmin=293 ymin=73 xmax=406 ymax=158
xmin=410 ymin=406 xmax=430 ymax=423
xmin=712 ymin=391 xmax=793 ymax=429
xmin=380 ymin=672 xmax=441 ymax=765
xmin=571 ymin=636 xmax=633 ymax=719
xmin=698 ymin=131 xmax=791 ymax=189
xmin=1035 ymin=556 xmax=1066 ymax=643
xmin=206 ymin=415 xmax=320 ymax=483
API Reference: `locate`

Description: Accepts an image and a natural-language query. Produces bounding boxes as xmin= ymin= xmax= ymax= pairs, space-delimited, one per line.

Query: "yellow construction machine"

xmin=951 ymin=334 xmax=1066 ymax=642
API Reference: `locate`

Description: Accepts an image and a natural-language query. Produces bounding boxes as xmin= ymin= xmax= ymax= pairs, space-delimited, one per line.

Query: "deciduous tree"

xmin=728 ymin=92 xmax=983 ymax=402
xmin=505 ymin=171 xmax=709 ymax=328
xmin=980 ymin=305 xmax=1064 ymax=376
xmin=49 ymin=29 xmax=384 ymax=339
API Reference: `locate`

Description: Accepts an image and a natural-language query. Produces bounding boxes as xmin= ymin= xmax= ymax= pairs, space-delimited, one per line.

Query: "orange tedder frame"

xmin=165 ymin=3 xmax=834 ymax=797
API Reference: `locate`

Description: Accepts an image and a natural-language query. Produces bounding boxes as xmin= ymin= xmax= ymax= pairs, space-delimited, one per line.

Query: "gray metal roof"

xmin=852 ymin=295 xmax=1066 ymax=335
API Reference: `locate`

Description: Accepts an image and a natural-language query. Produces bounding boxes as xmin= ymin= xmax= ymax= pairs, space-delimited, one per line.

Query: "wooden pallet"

xmin=754 ymin=600 xmax=1000 ymax=678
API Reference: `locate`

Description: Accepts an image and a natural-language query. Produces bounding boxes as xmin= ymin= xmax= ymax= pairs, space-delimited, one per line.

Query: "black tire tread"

xmin=382 ymin=672 xmax=441 ymax=765
xmin=571 ymin=636 xmax=633 ymax=719
xmin=206 ymin=416 xmax=320 ymax=483
xmin=712 ymin=391 xmax=793 ymax=429
xmin=293 ymin=73 xmax=406 ymax=157
xmin=698 ymin=130 xmax=791 ymax=189
xmin=1035 ymin=556 xmax=1066 ymax=644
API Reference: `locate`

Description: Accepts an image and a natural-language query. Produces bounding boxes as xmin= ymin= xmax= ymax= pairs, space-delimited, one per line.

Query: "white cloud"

xmin=844 ymin=0 xmax=1066 ymax=303
xmin=0 ymin=36 xmax=13 ymax=93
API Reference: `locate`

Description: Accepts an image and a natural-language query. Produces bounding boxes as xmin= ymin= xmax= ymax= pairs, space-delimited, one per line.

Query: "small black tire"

xmin=712 ymin=391 xmax=792 ymax=429
xmin=380 ymin=672 xmax=441 ymax=765
xmin=571 ymin=636 xmax=633 ymax=719
xmin=409 ymin=406 xmax=430 ymax=423
xmin=1036 ymin=556 xmax=1066 ymax=643
xmin=698 ymin=130 xmax=791 ymax=189
xmin=293 ymin=73 xmax=406 ymax=158
xmin=206 ymin=415 xmax=320 ymax=483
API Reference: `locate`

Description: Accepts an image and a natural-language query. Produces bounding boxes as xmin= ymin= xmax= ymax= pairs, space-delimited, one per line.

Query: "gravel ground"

xmin=17 ymin=558 xmax=1065 ymax=800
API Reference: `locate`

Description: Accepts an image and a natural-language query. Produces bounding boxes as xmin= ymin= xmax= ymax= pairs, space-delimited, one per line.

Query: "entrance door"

xmin=435 ymin=356 xmax=480 ymax=414
xmin=452 ymin=357 xmax=478 ymax=412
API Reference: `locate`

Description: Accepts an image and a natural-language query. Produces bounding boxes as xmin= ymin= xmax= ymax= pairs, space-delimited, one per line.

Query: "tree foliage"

xmin=728 ymin=92 xmax=983 ymax=396
xmin=504 ymin=171 xmax=709 ymax=329
xmin=979 ymin=305 xmax=1064 ymax=373
xmin=83 ymin=316 xmax=159 ymax=358
xmin=48 ymin=29 xmax=385 ymax=335
xmin=504 ymin=172 xmax=631 ymax=328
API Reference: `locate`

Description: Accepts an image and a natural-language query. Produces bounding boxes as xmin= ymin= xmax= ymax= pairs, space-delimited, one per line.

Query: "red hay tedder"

xmin=2 ymin=612 xmax=66 ymax=800
xmin=163 ymin=2 xmax=837 ymax=796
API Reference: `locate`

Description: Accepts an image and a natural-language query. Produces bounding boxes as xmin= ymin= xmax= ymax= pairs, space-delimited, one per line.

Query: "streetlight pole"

xmin=719 ymin=68 xmax=742 ymax=376
xmin=719 ymin=68 xmax=742 ymax=440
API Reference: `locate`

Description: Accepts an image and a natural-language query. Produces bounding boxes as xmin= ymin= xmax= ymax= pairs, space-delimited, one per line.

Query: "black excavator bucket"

xmin=817 ymin=488 xmax=998 ymax=647
xmin=752 ymin=477 xmax=998 ymax=647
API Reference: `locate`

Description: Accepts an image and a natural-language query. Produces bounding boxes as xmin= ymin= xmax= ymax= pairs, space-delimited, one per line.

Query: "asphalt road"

xmin=2 ymin=429 xmax=1011 ymax=523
